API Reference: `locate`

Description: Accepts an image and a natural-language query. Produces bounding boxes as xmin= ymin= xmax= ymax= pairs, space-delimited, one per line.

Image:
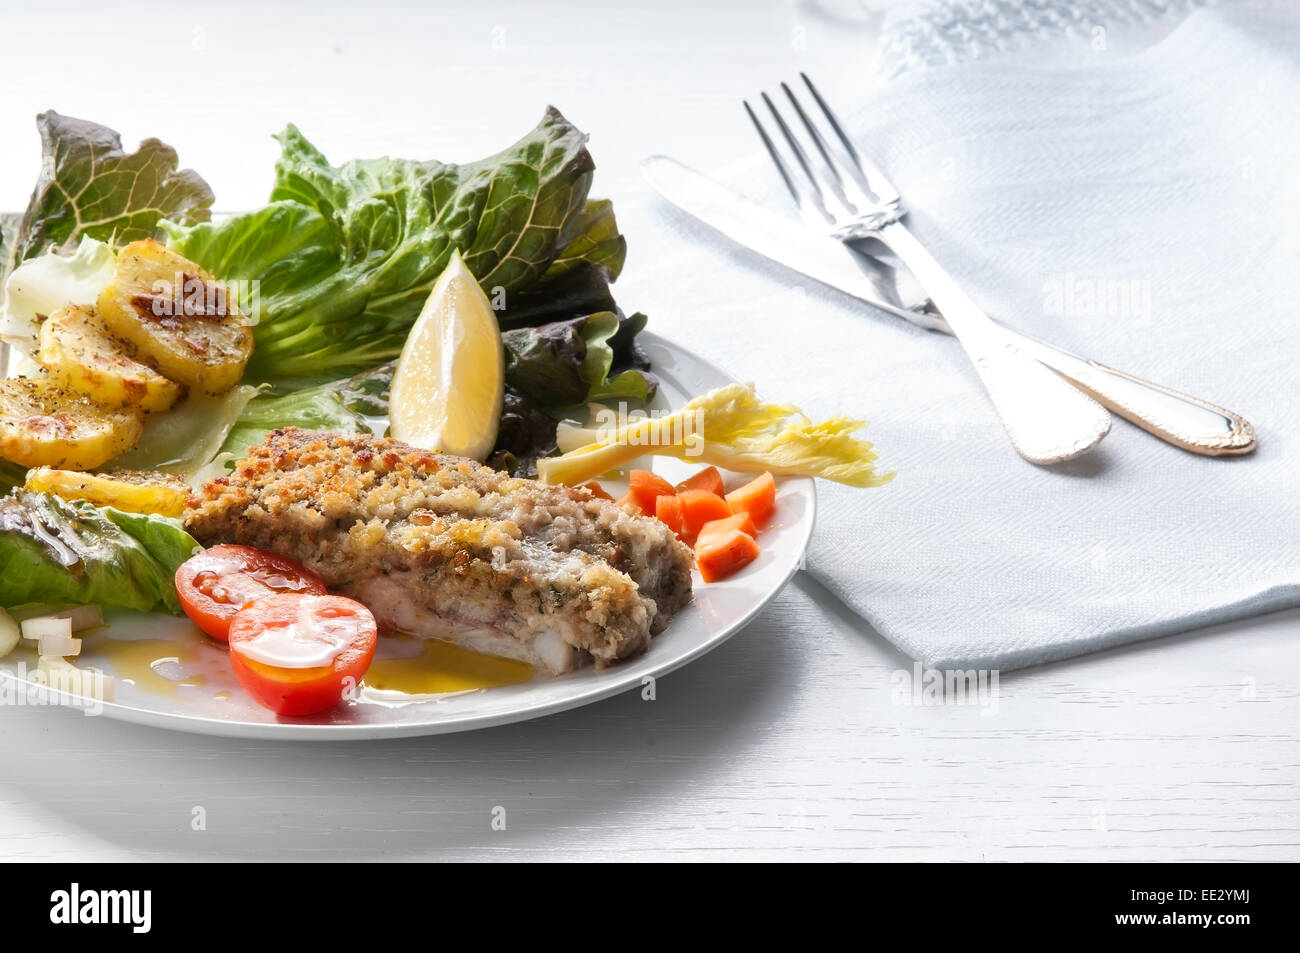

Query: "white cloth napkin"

xmin=616 ymin=2 xmax=1300 ymax=670
xmin=876 ymin=0 xmax=1216 ymax=78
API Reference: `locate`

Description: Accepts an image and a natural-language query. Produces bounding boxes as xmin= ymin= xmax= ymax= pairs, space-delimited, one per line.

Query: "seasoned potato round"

xmin=39 ymin=304 xmax=184 ymax=413
xmin=0 ymin=379 xmax=143 ymax=470
xmin=97 ymin=239 xmax=253 ymax=395
xmin=24 ymin=466 xmax=190 ymax=517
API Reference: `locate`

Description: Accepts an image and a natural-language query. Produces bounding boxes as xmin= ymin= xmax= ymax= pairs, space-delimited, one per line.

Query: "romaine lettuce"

xmin=0 ymin=108 xmax=657 ymax=486
xmin=2 ymin=111 xmax=213 ymax=278
xmin=164 ymin=108 xmax=628 ymax=384
xmin=109 ymin=385 xmax=260 ymax=477
xmin=0 ymin=491 xmax=200 ymax=613
xmin=219 ymin=362 xmax=391 ymax=461
xmin=0 ymin=236 xmax=116 ymax=359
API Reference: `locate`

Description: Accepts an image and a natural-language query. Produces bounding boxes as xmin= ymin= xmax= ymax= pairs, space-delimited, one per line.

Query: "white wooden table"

xmin=1 ymin=0 xmax=1296 ymax=862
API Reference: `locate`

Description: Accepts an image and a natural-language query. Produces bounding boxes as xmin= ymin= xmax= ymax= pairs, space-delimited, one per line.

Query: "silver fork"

xmin=747 ymin=75 xmax=1113 ymax=465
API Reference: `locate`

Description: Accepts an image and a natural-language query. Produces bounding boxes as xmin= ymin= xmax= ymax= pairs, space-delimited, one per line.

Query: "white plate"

xmin=0 ymin=332 xmax=815 ymax=739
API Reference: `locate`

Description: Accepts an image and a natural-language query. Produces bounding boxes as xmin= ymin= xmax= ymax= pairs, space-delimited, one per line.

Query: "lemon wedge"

xmin=389 ymin=250 xmax=504 ymax=460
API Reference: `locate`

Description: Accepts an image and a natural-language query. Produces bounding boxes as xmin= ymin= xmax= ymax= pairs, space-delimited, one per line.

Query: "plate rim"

xmin=0 ymin=329 xmax=816 ymax=740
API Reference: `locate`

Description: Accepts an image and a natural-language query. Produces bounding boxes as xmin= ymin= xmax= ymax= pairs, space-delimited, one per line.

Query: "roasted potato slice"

xmin=38 ymin=304 xmax=184 ymax=413
xmin=0 ymin=379 xmax=143 ymax=470
xmin=97 ymin=239 xmax=253 ymax=395
xmin=24 ymin=466 xmax=190 ymax=517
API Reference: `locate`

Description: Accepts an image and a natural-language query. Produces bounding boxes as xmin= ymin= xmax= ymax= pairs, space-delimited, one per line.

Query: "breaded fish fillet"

xmin=184 ymin=429 xmax=693 ymax=675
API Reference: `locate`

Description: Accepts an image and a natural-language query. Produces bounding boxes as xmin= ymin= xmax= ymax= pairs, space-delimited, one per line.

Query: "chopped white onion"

xmin=38 ymin=634 xmax=82 ymax=658
xmin=49 ymin=604 xmax=104 ymax=633
xmin=20 ymin=616 xmax=72 ymax=642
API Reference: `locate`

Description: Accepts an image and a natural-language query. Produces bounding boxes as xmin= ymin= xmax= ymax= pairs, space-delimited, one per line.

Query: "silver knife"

xmin=641 ymin=155 xmax=1255 ymax=457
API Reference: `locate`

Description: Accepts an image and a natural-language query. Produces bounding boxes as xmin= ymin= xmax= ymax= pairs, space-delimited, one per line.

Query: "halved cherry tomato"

xmin=227 ymin=594 xmax=377 ymax=717
xmin=175 ymin=544 xmax=327 ymax=642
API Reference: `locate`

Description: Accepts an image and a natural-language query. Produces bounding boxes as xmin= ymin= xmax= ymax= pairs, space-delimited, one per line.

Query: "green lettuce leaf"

xmin=0 ymin=237 xmax=117 ymax=359
xmin=4 ymin=111 xmax=213 ymax=278
xmin=542 ymin=199 xmax=627 ymax=281
xmin=155 ymin=200 xmax=336 ymax=307
xmin=109 ymin=385 xmax=260 ymax=477
xmin=581 ymin=311 xmax=655 ymax=403
xmin=164 ymin=108 xmax=623 ymax=383
xmin=220 ymin=362 xmax=390 ymax=461
xmin=0 ymin=491 xmax=200 ymax=613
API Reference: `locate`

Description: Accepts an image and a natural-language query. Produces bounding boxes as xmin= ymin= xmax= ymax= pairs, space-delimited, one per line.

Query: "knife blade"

xmin=640 ymin=155 xmax=945 ymax=331
xmin=640 ymin=155 xmax=1256 ymax=456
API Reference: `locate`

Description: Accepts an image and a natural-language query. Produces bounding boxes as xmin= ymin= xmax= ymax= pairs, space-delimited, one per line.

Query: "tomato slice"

xmin=175 ymin=544 xmax=327 ymax=642
xmin=227 ymin=594 xmax=377 ymax=717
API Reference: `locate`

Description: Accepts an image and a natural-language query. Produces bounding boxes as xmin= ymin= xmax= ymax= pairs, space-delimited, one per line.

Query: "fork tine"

xmin=748 ymin=95 xmax=836 ymax=226
xmin=780 ymin=80 xmax=870 ymax=212
xmin=743 ymin=99 xmax=803 ymax=209
xmin=780 ymin=81 xmax=842 ymax=188
xmin=800 ymin=72 xmax=901 ymax=205
xmin=761 ymin=91 xmax=829 ymax=210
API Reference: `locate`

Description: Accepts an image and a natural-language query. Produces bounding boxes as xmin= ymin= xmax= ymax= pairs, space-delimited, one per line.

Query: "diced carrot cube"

xmin=676 ymin=465 xmax=725 ymax=498
xmin=627 ymin=469 xmax=676 ymax=512
xmin=583 ymin=481 xmax=614 ymax=501
xmin=654 ymin=493 xmax=685 ymax=538
xmin=698 ymin=511 xmax=758 ymax=541
xmin=724 ymin=472 xmax=776 ymax=527
xmin=614 ymin=491 xmax=642 ymax=515
xmin=694 ymin=528 xmax=760 ymax=583
xmin=677 ymin=489 xmax=733 ymax=539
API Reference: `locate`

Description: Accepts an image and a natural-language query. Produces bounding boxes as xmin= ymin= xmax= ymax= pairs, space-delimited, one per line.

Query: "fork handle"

xmin=876 ymin=222 xmax=1112 ymax=465
xmin=1000 ymin=333 xmax=1256 ymax=455
xmin=896 ymin=279 xmax=1257 ymax=455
